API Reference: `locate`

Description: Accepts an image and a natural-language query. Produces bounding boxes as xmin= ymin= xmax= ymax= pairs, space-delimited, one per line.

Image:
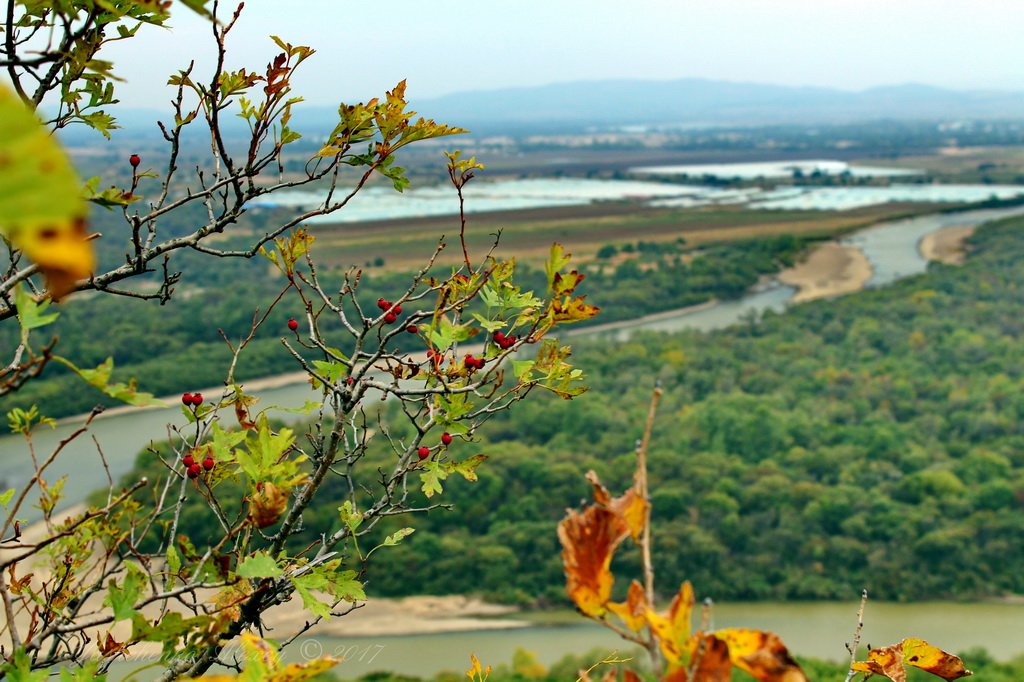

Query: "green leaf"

xmin=338 ymin=500 xmax=363 ymax=532
xmin=165 ymin=545 xmax=181 ymax=575
xmin=291 ymin=571 xmax=331 ymax=619
xmin=544 ymin=243 xmax=572 ymax=291
xmin=237 ymin=552 xmax=283 ymax=579
xmin=446 ymin=454 xmax=489 ymax=483
xmin=56 ymin=357 xmax=164 ymax=407
xmin=104 ymin=563 xmax=145 ymax=621
xmin=428 ymin=316 xmax=473 ymax=353
xmin=419 ymin=460 xmax=447 ymax=498
xmin=0 ymin=488 xmax=14 ymax=510
xmin=382 ymin=527 xmax=415 ymax=546
xmin=268 ymin=399 xmax=321 ymax=415
xmin=79 ymin=111 xmax=118 ymax=138
xmin=471 ymin=313 xmax=506 ymax=332
xmin=328 ymin=568 xmax=366 ymax=601
xmin=1 ymin=648 xmax=47 ymax=682
xmin=130 ymin=612 xmax=212 ymax=660
xmin=14 ymin=283 xmax=59 ymax=335
xmin=512 ymin=360 xmax=536 ymax=381
xmin=312 ymin=360 xmax=349 ymax=385
xmin=58 ymin=660 xmax=103 ymax=682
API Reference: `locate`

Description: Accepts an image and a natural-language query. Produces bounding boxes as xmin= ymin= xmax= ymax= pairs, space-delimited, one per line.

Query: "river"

xmin=100 ymin=600 xmax=1024 ymax=679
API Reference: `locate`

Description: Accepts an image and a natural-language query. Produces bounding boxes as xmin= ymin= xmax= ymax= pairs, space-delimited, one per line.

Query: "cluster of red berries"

xmin=287 ymin=318 xmax=299 ymax=331
xmin=182 ymin=450 xmax=215 ymax=479
xmin=416 ymin=432 xmax=454 ymax=460
xmin=464 ymin=354 xmax=486 ymax=372
xmin=181 ymin=392 xmax=204 ymax=408
xmin=493 ymin=331 xmax=518 ymax=350
xmin=376 ymin=298 xmax=402 ymax=324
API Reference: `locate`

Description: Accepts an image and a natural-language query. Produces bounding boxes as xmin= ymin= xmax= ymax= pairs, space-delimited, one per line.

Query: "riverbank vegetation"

xmin=0 ymin=231 xmax=814 ymax=419
xmin=307 ymin=647 xmax=1023 ymax=682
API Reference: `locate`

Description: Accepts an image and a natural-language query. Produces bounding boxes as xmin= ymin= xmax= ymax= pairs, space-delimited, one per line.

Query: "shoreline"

xmin=777 ymin=240 xmax=874 ymax=303
xmin=918 ymin=224 xmax=976 ymax=264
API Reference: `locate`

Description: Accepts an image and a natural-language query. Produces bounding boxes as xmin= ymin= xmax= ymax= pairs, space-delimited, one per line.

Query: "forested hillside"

xmin=0 ymin=233 xmax=810 ymax=419
xmin=115 ymin=214 xmax=1024 ymax=605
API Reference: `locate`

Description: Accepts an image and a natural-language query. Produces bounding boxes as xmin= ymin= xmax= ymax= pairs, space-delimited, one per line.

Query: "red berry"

xmin=129 ymin=153 xmax=141 ymax=168
xmin=407 ymin=325 xmax=418 ymax=334
xmin=441 ymin=432 xmax=452 ymax=446
xmin=187 ymin=464 xmax=201 ymax=479
xmin=377 ymin=298 xmax=390 ymax=310
xmin=182 ymin=454 xmax=195 ymax=468
xmin=392 ymin=304 xmax=402 ymax=315
xmin=202 ymin=456 xmax=215 ymax=471
xmin=417 ymin=446 xmax=430 ymax=460
xmin=384 ymin=312 xmax=397 ymax=324
xmin=181 ymin=392 xmax=193 ymax=406
xmin=191 ymin=392 xmax=203 ymax=406
xmin=287 ymin=318 xmax=298 ymax=331
xmin=494 ymin=332 xmax=506 ymax=343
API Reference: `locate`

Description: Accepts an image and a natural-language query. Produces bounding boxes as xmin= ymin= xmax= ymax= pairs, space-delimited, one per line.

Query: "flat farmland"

xmin=305 ymin=200 xmax=946 ymax=271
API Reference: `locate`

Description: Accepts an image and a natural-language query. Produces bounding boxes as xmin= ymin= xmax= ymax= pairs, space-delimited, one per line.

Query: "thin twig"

xmin=843 ymin=589 xmax=869 ymax=682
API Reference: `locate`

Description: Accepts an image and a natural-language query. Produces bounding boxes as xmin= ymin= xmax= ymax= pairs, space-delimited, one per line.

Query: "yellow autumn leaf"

xmin=607 ymin=580 xmax=648 ymax=633
xmin=585 ymin=470 xmax=647 ymax=540
xmin=667 ymin=581 xmax=696 ymax=653
xmin=0 ymin=83 xmax=93 ymax=300
xmin=852 ymin=638 xmax=972 ymax=682
xmin=714 ymin=628 xmax=809 ymax=682
xmin=557 ymin=504 xmax=630 ymax=617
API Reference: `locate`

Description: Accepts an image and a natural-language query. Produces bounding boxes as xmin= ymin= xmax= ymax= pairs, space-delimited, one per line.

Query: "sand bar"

xmin=919 ymin=225 xmax=975 ymax=264
xmin=777 ymin=241 xmax=873 ymax=303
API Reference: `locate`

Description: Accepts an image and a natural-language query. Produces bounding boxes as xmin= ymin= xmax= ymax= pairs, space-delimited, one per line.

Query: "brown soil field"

xmin=305 ymin=201 xmax=941 ymax=272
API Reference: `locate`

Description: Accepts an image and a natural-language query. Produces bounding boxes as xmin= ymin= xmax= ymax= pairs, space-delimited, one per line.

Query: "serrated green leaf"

xmin=544 ymin=243 xmax=572 ymax=291
xmin=291 ymin=572 xmax=331 ymax=619
xmin=445 ymin=454 xmax=488 ymax=483
xmin=428 ymin=316 xmax=475 ymax=353
xmin=0 ymin=488 xmax=14 ymax=510
xmin=471 ymin=313 xmax=506 ymax=332
xmin=2 ymin=648 xmax=47 ymax=682
xmin=104 ymin=563 xmax=145 ymax=621
xmin=14 ymin=283 xmax=59 ymax=335
xmin=382 ymin=527 xmax=415 ymax=546
xmin=338 ymin=500 xmax=363 ymax=532
xmin=56 ymin=357 xmax=164 ymax=407
xmin=419 ymin=460 xmax=446 ymax=498
xmin=237 ymin=552 xmax=283 ymax=579
xmin=512 ymin=360 xmax=536 ymax=381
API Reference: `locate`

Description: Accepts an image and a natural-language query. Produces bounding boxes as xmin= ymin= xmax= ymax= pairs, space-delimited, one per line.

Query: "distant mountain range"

xmin=409 ymin=78 xmax=1024 ymax=129
xmin=72 ymin=78 xmax=1024 ymax=141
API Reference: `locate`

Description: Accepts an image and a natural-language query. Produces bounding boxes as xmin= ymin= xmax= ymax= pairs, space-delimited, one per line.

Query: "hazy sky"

xmin=104 ymin=0 xmax=1024 ymax=108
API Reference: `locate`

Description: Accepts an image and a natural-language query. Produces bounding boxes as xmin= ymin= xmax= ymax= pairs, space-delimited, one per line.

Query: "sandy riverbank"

xmin=4 ymin=504 xmax=528 ymax=660
xmin=777 ymin=241 xmax=874 ymax=303
xmin=919 ymin=224 xmax=976 ymax=264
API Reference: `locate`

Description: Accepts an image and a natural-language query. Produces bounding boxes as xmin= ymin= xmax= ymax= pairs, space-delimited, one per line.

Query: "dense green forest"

xmin=109 ymin=213 xmax=1024 ymax=605
xmin=1 ymin=229 xmax=811 ymax=419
